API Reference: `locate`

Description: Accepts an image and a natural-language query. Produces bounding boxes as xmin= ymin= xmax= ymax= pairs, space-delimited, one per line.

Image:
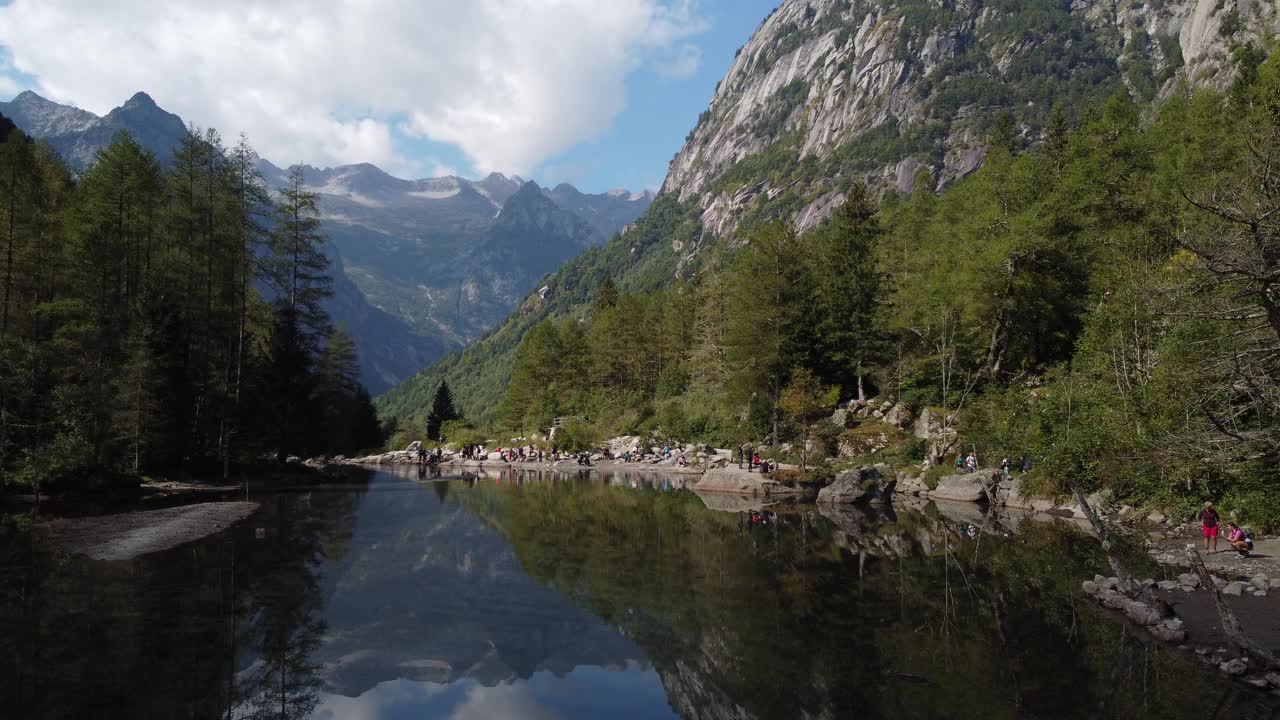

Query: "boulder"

xmin=1177 ymin=573 xmax=1199 ymax=588
xmin=913 ymin=407 xmax=939 ymax=440
xmin=1251 ymin=575 xmax=1270 ymax=592
xmin=831 ymin=408 xmax=849 ymax=428
xmin=1223 ymin=581 xmax=1245 ymax=596
xmin=1123 ymin=600 xmax=1163 ymax=626
xmin=1150 ymin=618 xmax=1186 ymax=643
xmin=818 ymin=464 xmax=898 ymax=504
xmin=883 ymin=403 xmax=909 ymax=428
xmin=1147 ymin=511 xmax=1167 ymax=524
xmin=1081 ymin=580 xmax=1100 ymax=595
xmin=896 ymin=474 xmax=927 ymax=496
xmin=929 ymin=470 xmax=999 ymax=503
xmin=1157 ymin=580 xmax=1179 ymax=591
xmin=1220 ymin=659 xmax=1249 ymax=676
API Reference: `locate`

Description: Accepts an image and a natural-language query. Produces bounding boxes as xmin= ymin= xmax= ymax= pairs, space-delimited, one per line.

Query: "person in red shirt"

xmin=1199 ymin=501 xmax=1220 ymax=553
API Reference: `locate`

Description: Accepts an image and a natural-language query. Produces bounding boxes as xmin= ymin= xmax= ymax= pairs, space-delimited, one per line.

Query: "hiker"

xmin=677 ymin=454 xmax=687 ymax=467
xmin=1200 ymin=501 xmax=1221 ymax=554
xmin=1020 ymin=455 xmax=1031 ymax=473
xmin=746 ymin=445 xmax=755 ymax=470
xmin=965 ymin=452 xmax=977 ymax=473
xmin=417 ymin=445 xmax=427 ymax=465
xmin=751 ymin=453 xmax=761 ymax=472
xmin=955 ymin=454 xmax=965 ymax=473
xmin=1227 ymin=522 xmax=1254 ymax=557
xmin=1000 ymin=457 xmax=1011 ymax=478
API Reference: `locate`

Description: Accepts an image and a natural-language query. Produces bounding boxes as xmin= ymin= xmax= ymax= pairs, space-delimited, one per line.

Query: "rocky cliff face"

xmin=663 ymin=0 xmax=1278 ymax=238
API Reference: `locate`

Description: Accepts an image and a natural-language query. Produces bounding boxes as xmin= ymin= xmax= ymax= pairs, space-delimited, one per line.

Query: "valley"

xmin=0 ymin=92 xmax=652 ymax=392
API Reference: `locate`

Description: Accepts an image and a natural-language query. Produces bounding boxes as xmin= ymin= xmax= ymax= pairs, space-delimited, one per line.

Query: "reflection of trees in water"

xmin=455 ymin=481 xmax=1280 ymax=720
xmin=231 ymin=491 xmax=363 ymax=719
xmin=0 ymin=487 xmax=364 ymax=720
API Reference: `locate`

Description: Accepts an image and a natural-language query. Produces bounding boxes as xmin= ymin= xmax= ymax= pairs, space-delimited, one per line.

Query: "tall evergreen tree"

xmin=425 ymin=380 xmax=459 ymax=442
xmin=809 ymin=183 xmax=885 ymax=398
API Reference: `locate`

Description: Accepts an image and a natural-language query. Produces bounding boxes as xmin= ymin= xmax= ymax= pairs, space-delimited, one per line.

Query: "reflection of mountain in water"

xmin=313 ymin=482 xmax=649 ymax=698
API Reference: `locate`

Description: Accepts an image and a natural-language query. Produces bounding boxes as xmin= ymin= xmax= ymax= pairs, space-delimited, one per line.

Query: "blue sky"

xmin=0 ymin=0 xmax=780 ymax=193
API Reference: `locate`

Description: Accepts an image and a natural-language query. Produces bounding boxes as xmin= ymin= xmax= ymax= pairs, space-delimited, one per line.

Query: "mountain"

xmin=545 ymin=183 xmax=655 ymax=240
xmin=2 ymin=91 xmax=651 ymax=393
xmin=324 ymin=244 xmax=456 ymax=394
xmin=377 ymin=0 xmax=1278 ymax=424
xmin=258 ymin=159 xmax=651 ymax=345
xmin=0 ymin=90 xmax=186 ymax=171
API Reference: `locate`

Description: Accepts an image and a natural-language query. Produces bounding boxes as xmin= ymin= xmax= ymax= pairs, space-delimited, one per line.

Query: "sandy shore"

xmin=39 ymin=501 xmax=259 ymax=561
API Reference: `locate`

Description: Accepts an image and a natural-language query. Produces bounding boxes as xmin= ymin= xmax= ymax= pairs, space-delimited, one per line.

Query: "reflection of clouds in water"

xmin=306 ymin=668 xmax=671 ymax=719
xmin=451 ymin=683 xmax=564 ymax=720
xmin=312 ymin=678 xmax=448 ymax=720
xmin=309 ymin=678 xmax=563 ymax=720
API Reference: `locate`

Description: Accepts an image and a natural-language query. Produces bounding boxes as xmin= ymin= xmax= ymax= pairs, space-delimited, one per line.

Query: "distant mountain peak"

xmin=123 ymin=91 xmax=158 ymax=109
xmin=13 ymin=89 xmax=47 ymax=103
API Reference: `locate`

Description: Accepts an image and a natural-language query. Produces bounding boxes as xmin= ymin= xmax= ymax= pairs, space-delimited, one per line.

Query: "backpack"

xmin=1243 ymin=528 xmax=1255 ymax=540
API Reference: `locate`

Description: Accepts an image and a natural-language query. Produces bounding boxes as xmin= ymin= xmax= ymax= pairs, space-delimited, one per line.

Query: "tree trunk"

xmin=2 ymin=161 xmax=16 ymax=339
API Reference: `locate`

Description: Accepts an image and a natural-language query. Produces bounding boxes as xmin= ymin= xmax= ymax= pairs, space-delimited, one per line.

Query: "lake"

xmin=0 ymin=467 xmax=1274 ymax=719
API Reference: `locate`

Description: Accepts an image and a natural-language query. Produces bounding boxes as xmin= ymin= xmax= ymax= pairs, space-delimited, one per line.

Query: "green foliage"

xmin=554 ymin=418 xmax=601 ymax=453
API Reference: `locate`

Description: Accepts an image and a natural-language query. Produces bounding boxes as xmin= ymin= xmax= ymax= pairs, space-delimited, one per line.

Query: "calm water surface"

xmin=0 ymin=467 xmax=1276 ymax=719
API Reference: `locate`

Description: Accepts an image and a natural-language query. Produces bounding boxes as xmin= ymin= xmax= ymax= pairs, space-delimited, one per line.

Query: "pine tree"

xmin=269 ymin=165 xmax=331 ymax=343
xmin=725 ymin=221 xmax=809 ymax=440
xmin=809 ymin=183 xmax=885 ymax=399
xmin=425 ymin=380 xmax=459 ymax=442
xmin=593 ymin=276 xmax=619 ymax=311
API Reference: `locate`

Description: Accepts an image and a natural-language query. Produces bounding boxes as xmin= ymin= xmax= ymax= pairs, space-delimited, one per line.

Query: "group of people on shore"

xmin=954 ymin=453 xmax=1032 ymax=476
xmin=1198 ymin=501 xmax=1255 ymax=557
xmin=735 ymin=445 xmax=776 ymax=473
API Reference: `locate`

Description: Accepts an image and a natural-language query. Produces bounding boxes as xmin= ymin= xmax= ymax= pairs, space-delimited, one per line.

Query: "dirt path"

xmin=40 ymin=501 xmax=259 ymax=561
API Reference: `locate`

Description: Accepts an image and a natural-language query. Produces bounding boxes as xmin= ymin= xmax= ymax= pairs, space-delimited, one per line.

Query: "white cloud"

xmin=653 ymin=43 xmax=703 ymax=78
xmin=0 ymin=0 xmax=705 ymax=176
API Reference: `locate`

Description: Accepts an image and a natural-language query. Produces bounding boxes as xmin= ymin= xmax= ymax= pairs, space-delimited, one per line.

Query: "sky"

xmin=0 ymin=0 xmax=778 ymax=193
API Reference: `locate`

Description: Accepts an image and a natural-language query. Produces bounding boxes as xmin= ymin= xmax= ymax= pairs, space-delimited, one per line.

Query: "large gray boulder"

xmin=929 ymin=470 xmax=1000 ymax=503
xmin=817 ymin=464 xmax=898 ymax=504
xmin=913 ymin=407 xmax=939 ymax=440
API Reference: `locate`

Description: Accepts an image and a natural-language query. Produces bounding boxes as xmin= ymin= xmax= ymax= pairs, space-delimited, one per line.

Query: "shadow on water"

xmin=0 ymin=468 xmax=1276 ymax=719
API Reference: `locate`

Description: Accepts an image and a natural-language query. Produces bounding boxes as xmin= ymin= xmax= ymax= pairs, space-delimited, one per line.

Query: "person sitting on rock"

xmin=1200 ymin=501 xmax=1221 ymax=554
xmin=1226 ymin=522 xmax=1254 ymax=557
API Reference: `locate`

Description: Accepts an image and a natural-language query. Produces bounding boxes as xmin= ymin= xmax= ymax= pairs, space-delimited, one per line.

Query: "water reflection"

xmin=0 ymin=469 xmax=1276 ymax=719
